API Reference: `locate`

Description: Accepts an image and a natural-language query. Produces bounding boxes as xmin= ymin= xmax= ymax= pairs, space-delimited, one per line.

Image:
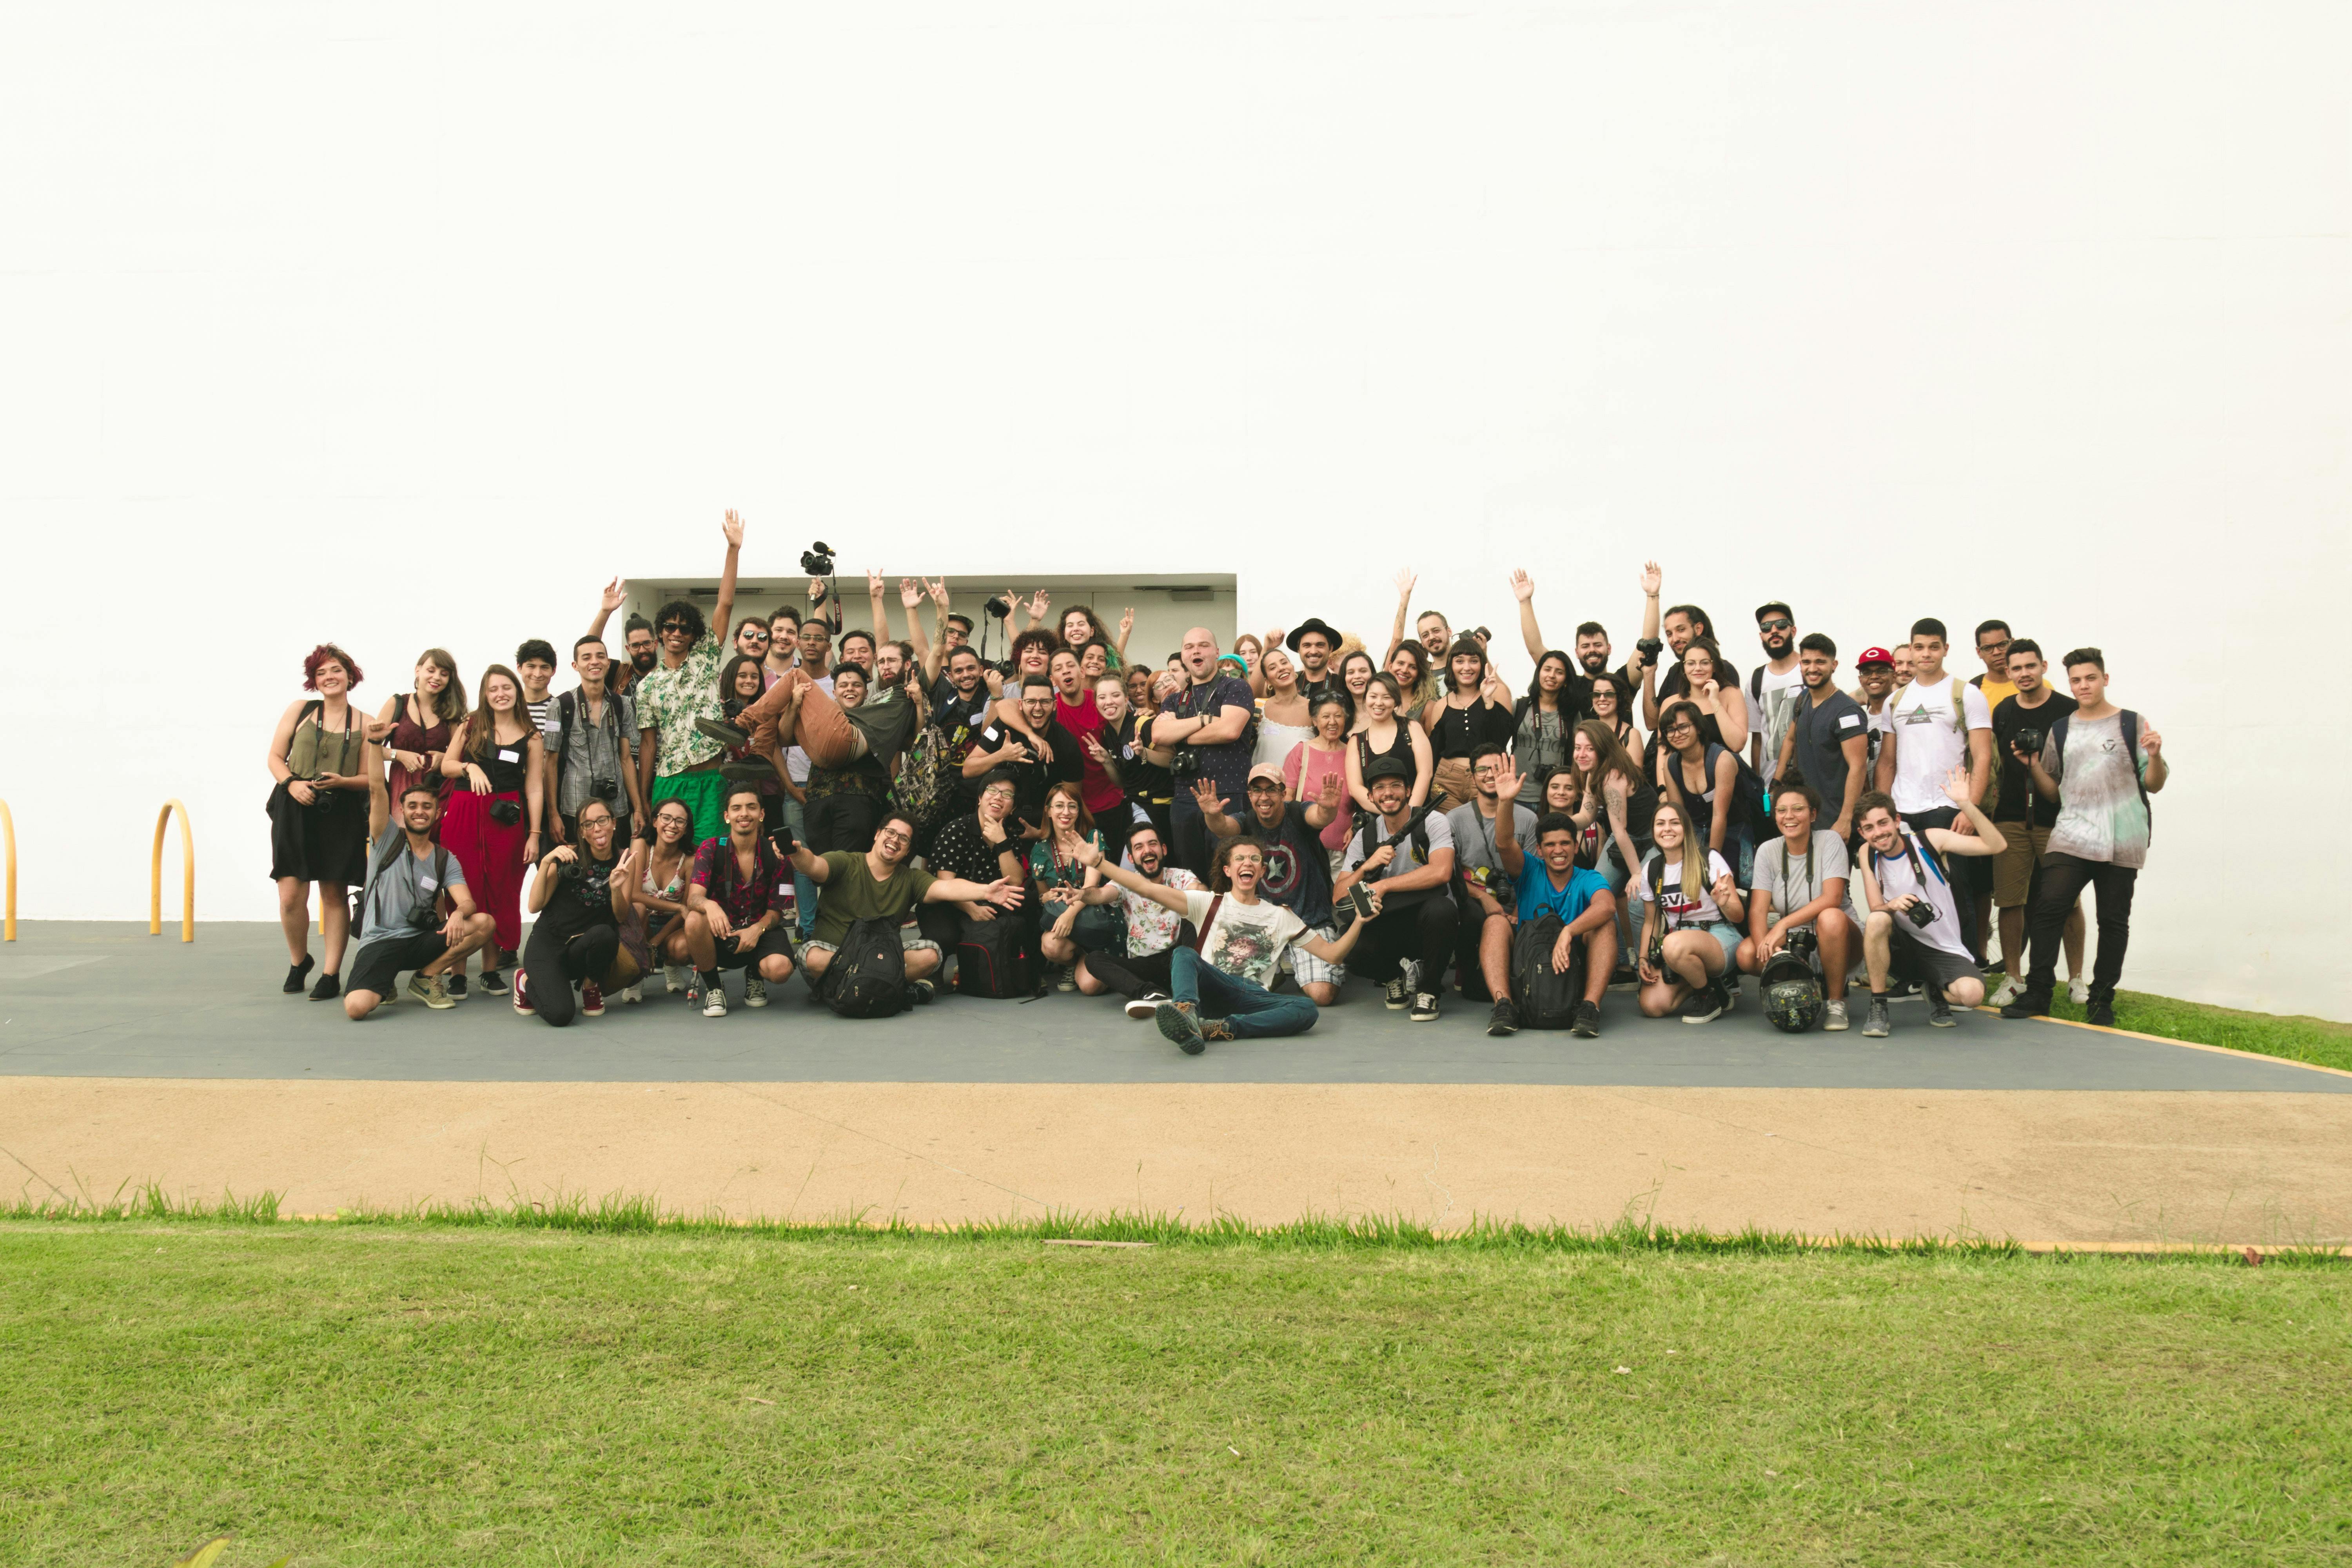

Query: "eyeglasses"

xmin=1759 ymin=618 xmax=1793 ymax=633
xmin=1667 ymin=721 xmax=1695 ymax=735
xmin=875 ymin=828 xmax=910 ymax=844
xmin=1979 ymin=639 xmax=2011 ymax=655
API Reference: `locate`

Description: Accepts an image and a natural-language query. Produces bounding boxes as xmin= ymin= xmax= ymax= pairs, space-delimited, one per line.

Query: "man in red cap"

xmin=1852 ymin=646 xmax=1900 ymax=789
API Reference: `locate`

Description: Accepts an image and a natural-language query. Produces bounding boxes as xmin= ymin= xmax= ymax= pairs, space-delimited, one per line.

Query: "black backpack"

xmin=1344 ymin=805 xmax=1446 ymax=917
xmin=1511 ymin=912 xmax=1581 ymax=1030
xmin=955 ymin=907 xmax=1033 ymax=999
xmin=822 ymin=916 xmax=907 ymax=1018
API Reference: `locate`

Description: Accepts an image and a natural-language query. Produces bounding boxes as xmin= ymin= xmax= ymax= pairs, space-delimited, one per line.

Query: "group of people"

xmin=267 ymin=515 xmax=2163 ymax=1051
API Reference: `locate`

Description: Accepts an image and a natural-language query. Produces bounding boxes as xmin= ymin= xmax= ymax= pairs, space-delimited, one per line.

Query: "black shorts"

xmin=711 ymin=923 xmax=796 ymax=971
xmin=347 ymin=931 xmax=451 ymax=998
xmin=1888 ymin=924 xmax=1978 ymax=996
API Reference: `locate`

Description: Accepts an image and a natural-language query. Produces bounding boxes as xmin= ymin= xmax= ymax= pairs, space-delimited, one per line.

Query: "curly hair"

xmin=302 ymin=643 xmax=363 ymax=690
xmin=1209 ymin=834 xmax=1268 ymax=893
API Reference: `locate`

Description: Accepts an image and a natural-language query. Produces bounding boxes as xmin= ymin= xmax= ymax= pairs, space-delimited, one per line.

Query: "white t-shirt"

xmin=1634 ymin=848 xmax=1736 ymax=929
xmin=1863 ymin=829 xmax=1971 ymax=958
xmin=1880 ymin=676 xmax=1991 ymax=815
xmin=1181 ymin=888 xmax=1308 ymax=993
xmin=1748 ymin=662 xmax=1806 ymax=783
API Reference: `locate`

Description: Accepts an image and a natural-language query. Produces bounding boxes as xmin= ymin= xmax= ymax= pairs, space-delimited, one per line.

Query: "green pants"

xmin=650 ymin=771 xmax=731 ymax=846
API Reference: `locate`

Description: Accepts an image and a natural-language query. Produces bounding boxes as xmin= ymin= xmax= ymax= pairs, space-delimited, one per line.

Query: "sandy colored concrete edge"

xmin=4 ymin=1078 xmax=2350 ymax=1247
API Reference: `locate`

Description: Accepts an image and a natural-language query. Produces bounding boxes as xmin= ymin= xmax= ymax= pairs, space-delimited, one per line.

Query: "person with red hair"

xmin=265 ymin=643 xmax=373 ymax=1000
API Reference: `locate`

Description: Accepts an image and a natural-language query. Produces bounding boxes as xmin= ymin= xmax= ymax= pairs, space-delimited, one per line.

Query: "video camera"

xmin=799 ymin=540 xmax=836 ymax=577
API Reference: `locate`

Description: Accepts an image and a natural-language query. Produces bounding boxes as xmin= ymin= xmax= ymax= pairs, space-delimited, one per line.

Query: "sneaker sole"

xmin=1486 ymin=1021 xmax=1518 ymax=1037
xmin=1570 ymin=1022 xmax=1599 ymax=1038
xmin=743 ymin=995 xmax=769 ymax=1008
xmin=1680 ymin=1007 xmax=1722 ymax=1024
xmin=1822 ymin=1018 xmax=1849 ymax=1032
xmin=1154 ymin=1005 xmax=1205 ymax=1055
xmin=581 ymin=1004 xmax=604 ymax=1018
xmin=1123 ymin=1001 xmax=1158 ymax=1020
xmin=1927 ymin=1013 xmax=1956 ymax=1028
xmin=1383 ymin=995 xmax=1407 ymax=1011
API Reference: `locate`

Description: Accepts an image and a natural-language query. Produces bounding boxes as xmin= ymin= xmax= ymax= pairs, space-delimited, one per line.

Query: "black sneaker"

xmin=283 ymin=954 xmax=316 ymax=995
xmin=2086 ymin=999 xmax=2117 ymax=1028
xmin=1570 ymin=1000 xmax=1601 ymax=1038
xmin=906 ymin=978 xmax=936 ymax=1006
xmin=1486 ymin=998 xmax=1519 ymax=1036
xmin=480 ymin=968 xmax=506 ymax=995
xmin=309 ymin=971 xmax=341 ymax=1002
xmin=1610 ymin=962 xmax=1639 ymax=990
xmin=720 ymin=762 xmax=774 ymax=782
xmin=1382 ymin=978 xmax=1409 ymax=1011
xmin=1409 ymin=992 xmax=1440 ymax=1023
xmin=695 ymin=717 xmax=752 ymax=748
xmin=445 ymin=971 xmax=468 ymax=998
xmin=1679 ymin=983 xmax=1724 ymax=1024
xmin=1999 ymin=993 xmax=2051 ymax=1020
xmin=1928 ymin=996 xmax=1956 ymax=1027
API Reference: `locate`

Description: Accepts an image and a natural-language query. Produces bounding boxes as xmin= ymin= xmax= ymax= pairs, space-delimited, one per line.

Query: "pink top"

xmin=1284 ymin=740 xmax=1352 ymax=851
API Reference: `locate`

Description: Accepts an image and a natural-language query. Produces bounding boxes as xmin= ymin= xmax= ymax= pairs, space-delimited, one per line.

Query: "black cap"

xmin=1363 ymin=754 xmax=1413 ymax=784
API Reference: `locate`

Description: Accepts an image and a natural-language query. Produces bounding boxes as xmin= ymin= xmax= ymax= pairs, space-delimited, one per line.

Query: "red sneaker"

xmin=581 ymin=979 xmax=605 ymax=1017
xmin=511 ymin=971 xmax=535 ymax=1016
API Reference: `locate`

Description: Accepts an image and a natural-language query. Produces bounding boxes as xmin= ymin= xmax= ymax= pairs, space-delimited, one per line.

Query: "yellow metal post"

xmin=0 ymin=798 xmax=15 ymax=941
xmin=152 ymin=799 xmax=194 ymax=942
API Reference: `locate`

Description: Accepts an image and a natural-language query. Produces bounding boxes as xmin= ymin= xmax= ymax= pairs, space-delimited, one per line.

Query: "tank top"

xmin=1253 ymin=717 xmax=1316 ymax=771
xmin=285 ymin=704 xmax=363 ymax=779
xmin=1429 ymin=697 xmax=1509 ymax=760
xmin=640 ymin=851 xmax=689 ymax=905
xmin=387 ymin=694 xmax=453 ymax=764
xmin=1354 ymin=723 xmax=1414 ymax=785
xmin=475 ymin=724 xmax=534 ymax=793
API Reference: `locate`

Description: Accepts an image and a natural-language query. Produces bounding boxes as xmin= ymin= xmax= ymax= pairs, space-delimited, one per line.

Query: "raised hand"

xmin=1710 ymin=871 xmax=1737 ymax=906
xmin=1317 ymin=770 xmax=1344 ymax=809
xmin=808 ymin=575 xmax=828 ymax=603
xmin=1027 ymin=589 xmax=1051 ymax=622
xmin=1190 ymin=778 xmax=1228 ymax=818
xmin=1265 ymin=627 xmax=1287 ymax=655
xmin=926 ymin=577 xmax=951 ymax=605
xmin=1394 ymin=568 xmax=1417 ymax=603
xmin=1490 ymin=756 xmax=1523 ymax=804
xmin=900 ymin=577 xmax=924 ymax=609
xmin=722 ymin=509 xmax=745 ymax=549
xmin=1118 ymin=608 xmax=1134 ymax=639
xmin=2140 ymin=721 xmax=2163 ymax=759
xmin=363 ymin=716 xmax=396 ymax=742
xmin=1510 ymin=568 xmax=1534 ymax=603
xmin=867 ymin=567 xmax=885 ymax=597
xmin=1074 ymin=838 xmax=1105 ymax=868
xmin=1941 ymin=764 xmax=1973 ymax=808
xmin=1640 ymin=561 xmax=1662 ymax=598
xmin=601 ymin=576 xmax=629 ymax=613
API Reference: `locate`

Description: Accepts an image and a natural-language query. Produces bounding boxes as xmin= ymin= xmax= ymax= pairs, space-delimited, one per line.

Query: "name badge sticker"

xmin=497 ymin=748 xmax=521 ymax=763
xmin=777 ymin=881 xmax=792 ymax=897
xmin=419 ymin=876 xmax=438 ymax=891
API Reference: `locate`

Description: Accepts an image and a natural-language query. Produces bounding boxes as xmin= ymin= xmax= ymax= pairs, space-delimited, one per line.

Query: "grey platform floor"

xmin=0 ymin=922 xmax=2338 ymax=1093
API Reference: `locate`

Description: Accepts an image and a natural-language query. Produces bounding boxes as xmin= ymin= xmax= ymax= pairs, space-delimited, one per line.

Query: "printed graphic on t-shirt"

xmin=1260 ymin=837 xmax=1304 ymax=899
xmin=1203 ymin=916 xmax=1285 ymax=991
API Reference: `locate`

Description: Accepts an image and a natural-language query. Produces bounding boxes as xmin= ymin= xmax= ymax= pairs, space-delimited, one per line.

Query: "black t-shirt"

xmin=1115 ymin=712 xmax=1174 ymax=804
xmin=1227 ymin=801 xmax=1335 ymax=929
xmin=1788 ymin=688 xmax=1871 ymax=821
xmin=1991 ymin=691 xmax=2076 ymax=826
xmin=536 ymin=846 xmax=622 ymax=941
xmin=975 ymin=717 xmax=1083 ymax=830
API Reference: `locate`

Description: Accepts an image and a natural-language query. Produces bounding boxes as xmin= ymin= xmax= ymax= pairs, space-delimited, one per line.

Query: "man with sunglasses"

xmin=633 ymin=509 xmax=744 ymax=848
xmin=1748 ymin=602 xmax=1804 ymax=786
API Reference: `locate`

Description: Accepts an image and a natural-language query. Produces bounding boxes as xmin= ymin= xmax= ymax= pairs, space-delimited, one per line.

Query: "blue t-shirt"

xmin=1517 ymin=863 xmax=1609 ymax=926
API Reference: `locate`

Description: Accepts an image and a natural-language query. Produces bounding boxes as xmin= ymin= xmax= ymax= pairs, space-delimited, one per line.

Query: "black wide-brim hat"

xmin=1287 ymin=618 xmax=1342 ymax=652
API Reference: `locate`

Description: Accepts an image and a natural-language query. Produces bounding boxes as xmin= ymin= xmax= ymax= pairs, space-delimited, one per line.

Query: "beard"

xmin=1579 ymin=651 xmax=1608 ymax=674
xmin=1763 ymin=635 xmax=1793 ymax=659
xmin=631 ymin=650 xmax=657 ymax=673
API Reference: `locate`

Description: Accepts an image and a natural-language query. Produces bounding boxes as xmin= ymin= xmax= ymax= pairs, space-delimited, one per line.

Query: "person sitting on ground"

xmin=343 ymin=785 xmax=498 ymax=1018
xmin=1735 ymin=784 xmax=1856 ymax=1032
xmin=681 ymin=785 xmax=799 ymax=1017
xmin=917 ymin=769 xmax=1032 ymax=956
xmin=1447 ymin=745 xmax=1540 ymax=1004
xmin=1334 ymin=754 xmax=1460 ymax=1023
xmin=1854 ymin=772 xmax=2007 ymax=1038
xmin=1192 ymin=764 xmax=1348 ymax=1004
xmin=268 ymin=643 xmax=374 ymax=1001
xmin=1072 ymin=834 xmax=1377 ymax=1054
xmin=1632 ymin=799 xmax=1747 ymax=1025
xmin=1030 ymin=782 xmax=1109 ymax=991
xmin=515 ymin=797 xmax=633 ymax=1026
xmin=1072 ymin=819 xmax=1205 ymax=1016
xmin=786 ymin=809 xmax=1026 ymax=1004
xmin=1419 ymin=636 xmax=1515 ymax=812
xmin=1483 ymin=809 xmax=1619 ymax=1039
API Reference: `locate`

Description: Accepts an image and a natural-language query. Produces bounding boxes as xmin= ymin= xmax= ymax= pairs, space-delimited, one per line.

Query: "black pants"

xmin=1082 ymin=947 xmax=1176 ymax=1001
xmin=522 ymin=919 xmax=619 ymax=1027
xmin=2025 ymin=853 xmax=2136 ymax=1005
xmin=1169 ymin=786 xmax=1214 ymax=881
xmin=1355 ymin=895 xmax=1459 ymax=989
xmin=807 ymin=792 xmax=880 ymax=857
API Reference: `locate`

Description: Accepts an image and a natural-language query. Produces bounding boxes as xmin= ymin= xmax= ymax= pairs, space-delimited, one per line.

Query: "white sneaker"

xmin=621 ymin=983 xmax=642 ymax=1004
xmin=665 ymin=964 xmax=691 ymax=997
xmin=2068 ymin=978 xmax=2090 ymax=1005
xmin=743 ymin=974 xmax=769 ymax=1008
xmin=1822 ymin=998 xmax=1849 ymax=1031
xmin=1125 ymin=992 xmax=1168 ymax=1021
xmin=1990 ymin=976 xmax=2024 ymax=1008
xmin=700 ymin=978 xmax=728 ymax=1018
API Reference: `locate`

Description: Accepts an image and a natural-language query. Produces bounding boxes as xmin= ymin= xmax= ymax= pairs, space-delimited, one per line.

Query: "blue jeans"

xmin=779 ymin=795 xmax=818 ymax=937
xmin=1171 ymin=948 xmax=1319 ymax=1039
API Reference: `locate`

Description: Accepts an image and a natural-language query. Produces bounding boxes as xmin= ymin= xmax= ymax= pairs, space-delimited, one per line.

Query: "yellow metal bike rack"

xmin=152 ymin=799 xmax=194 ymax=942
xmin=0 ymin=797 xmax=15 ymax=942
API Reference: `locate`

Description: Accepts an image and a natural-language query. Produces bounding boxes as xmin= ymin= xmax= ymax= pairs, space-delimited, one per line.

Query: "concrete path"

xmin=3 ymin=924 xmax=2345 ymax=1244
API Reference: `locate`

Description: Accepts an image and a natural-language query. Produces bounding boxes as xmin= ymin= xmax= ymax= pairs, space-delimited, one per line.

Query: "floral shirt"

xmin=1121 ymin=866 xmax=1203 ymax=957
xmin=637 ymin=633 xmax=727 ymax=780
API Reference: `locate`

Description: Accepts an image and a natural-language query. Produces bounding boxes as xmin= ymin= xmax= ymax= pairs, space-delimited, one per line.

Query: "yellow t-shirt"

xmin=1973 ymin=675 xmax=2019 ymax=713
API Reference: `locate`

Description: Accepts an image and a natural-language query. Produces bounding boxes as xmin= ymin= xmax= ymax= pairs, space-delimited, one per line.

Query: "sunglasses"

xmin=660 ymin=622 xmax=690 ymax=635
xmin=1759 ymin=618 xmax=1793 ymax=633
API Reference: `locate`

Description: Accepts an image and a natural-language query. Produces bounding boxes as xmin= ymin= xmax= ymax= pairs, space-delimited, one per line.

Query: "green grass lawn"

xmin=2047 ymin=990 xmax=2352 ymax=1075
xmin=4 ymin=1226 xmax=2345 ymax=1566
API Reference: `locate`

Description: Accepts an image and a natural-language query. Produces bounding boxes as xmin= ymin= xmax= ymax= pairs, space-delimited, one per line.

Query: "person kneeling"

xmin=1633 ymin=801 xmax=1747 ymax=1024
xmin=1074 ymin=835 xmax=1375 ymax=1054
xmin=343 ymin=784 xmax=498 ymax=1018
xmin=1333 ymin=755 xmax=1459 ymax=1023
xmin=1854 ymin=770 xmax=2007 ymax=1038
xmin=1483 ymin=811 xmax=1617 ymax=1037
xmin=682 ymin=785 xmax=800 ymax=1017
xmin=515 ymin=797 xmax=633 ymax=1025
xmin=1735 ymin=784 xmax=1856 ymax=1032
xmin=789 ymin=808 xmax=1025 ymax=1007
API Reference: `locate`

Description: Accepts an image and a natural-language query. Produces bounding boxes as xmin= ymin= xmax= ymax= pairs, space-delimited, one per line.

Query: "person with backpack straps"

xmin=1999 ymin=647 xmax=2166 ymax=1029
xmin=341 ymin=782 xmax=497 ymax=1019
xmin=1334 ymin=753 xmax=1461 ymax=1023
xmin=1746 ymin=601 xmax=1805 ymax=787
xmin=1654 ymin=699 xmax=1770 ymax=889
xmin=786 ymin=805 xmax=1026 ymax=1007
xmin=550 ymin=632 xmax=646 ymax=846
xmin=1476 ymin=763 xmax=1619 ymax=1037
xmin=1871 ymin=617 xmax=1996 ymax=959
xmin=514 ymin=796 xmax=634 ymax=1026
xmin=267 ymin=643 xmax=376 ymax=1000
xmin=1854 ymin=772 xmax=2007 ymax=1038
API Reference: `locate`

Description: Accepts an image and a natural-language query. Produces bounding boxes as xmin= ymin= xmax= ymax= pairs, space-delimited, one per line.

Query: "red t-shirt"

xmin=1055 ymin=692 xmax=1125 ymax=817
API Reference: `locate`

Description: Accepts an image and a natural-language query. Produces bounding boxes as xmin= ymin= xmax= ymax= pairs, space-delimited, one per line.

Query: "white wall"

xmin=2 ymin=1 xmax=2344 ymax=1016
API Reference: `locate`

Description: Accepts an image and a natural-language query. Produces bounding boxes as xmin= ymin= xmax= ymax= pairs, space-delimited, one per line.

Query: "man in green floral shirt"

xmin=633 ymin=509 xmax=744 ymax=844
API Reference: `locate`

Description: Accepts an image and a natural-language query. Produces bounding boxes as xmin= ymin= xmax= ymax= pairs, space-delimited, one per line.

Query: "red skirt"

xmin=439 ymin=789 xmax=528 ymax=953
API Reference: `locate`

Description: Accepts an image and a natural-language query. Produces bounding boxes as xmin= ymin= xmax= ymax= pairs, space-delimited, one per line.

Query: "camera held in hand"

xmin=304 ymin=780 xmax=339 ymax=814
xmin=983 ymin=595 xmax=1014 ymax=620
xmin=1902 ymin=898 xmax=1936 ymax=930
xmin=2013 ymin=725 xmax=2044 ymax=759
xmin=799 ymin=540 xmax=836 ymax=577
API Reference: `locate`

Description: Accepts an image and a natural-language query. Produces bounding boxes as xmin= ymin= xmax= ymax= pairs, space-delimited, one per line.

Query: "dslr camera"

xmin=799 ymin=540 xmax=836 ymax=577
xmin=983 ymin=594 xmax=1014 ymax=620
xmin=1902 ymin=897 xmax=1936 ymax=929
xmin=2013 ymin=725 xmax=2045 ymax=759
xmin=1784 ymin=925 xmax=1819 ymax=959
xmin=490 ymin=799 xmax=524 ymax=827
xmin=588 ymin=776 xmax=620 ymax=803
